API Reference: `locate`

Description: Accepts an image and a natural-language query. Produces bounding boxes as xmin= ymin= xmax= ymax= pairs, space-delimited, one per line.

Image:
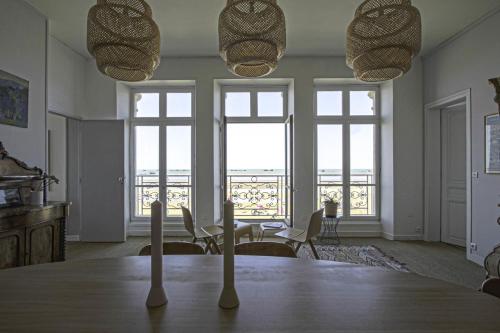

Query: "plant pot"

xmin=30 ymin=191 xmax=43 ymax=205
xmin=324 ymin=202 xmax=338 ymax=218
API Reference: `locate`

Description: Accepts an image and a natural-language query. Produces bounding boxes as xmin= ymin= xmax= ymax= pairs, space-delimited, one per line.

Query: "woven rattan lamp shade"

xmin=219 ymin=0 xmax=286 ymax=78
xmin=87 ymin=0 xmax=160 ymax=82
xmin=346 ymin=0 xmax=421 ymax=82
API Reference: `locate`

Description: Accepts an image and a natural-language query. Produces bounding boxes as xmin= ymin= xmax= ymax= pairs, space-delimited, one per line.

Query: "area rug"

xmin=297 ymin=245 xmax=410 ymax=273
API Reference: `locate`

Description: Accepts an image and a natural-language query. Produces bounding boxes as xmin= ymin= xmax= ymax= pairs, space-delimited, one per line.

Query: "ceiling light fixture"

xmin=219 ymin=0 xmax=286 ymax=78
xmin=346 ymin=0 xmax=421 ymax=82
xmin=87 ymin=0 xmax=160 ymax=82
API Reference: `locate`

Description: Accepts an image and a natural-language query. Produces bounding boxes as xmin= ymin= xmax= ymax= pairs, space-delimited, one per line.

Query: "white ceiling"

xmin=26 ymin=0 xmax=500 ymax=58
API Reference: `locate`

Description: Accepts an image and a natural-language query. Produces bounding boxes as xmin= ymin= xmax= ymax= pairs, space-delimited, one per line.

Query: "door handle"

xmin=118 ymin=177 xmax=125 ymax=184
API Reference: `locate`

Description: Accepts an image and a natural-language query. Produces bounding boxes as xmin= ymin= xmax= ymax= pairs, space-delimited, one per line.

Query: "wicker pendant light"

xmin=219 ymin=0 xmax=286 ymax=78
xmin=346 ymin=0 xmax=421 ymax=82
xmin=87 ymin=0 xmax=160 ymax=82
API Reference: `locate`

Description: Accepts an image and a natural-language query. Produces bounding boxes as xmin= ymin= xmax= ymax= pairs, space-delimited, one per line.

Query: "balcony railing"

xmin=226 ymin=175 xmax=287 ymax=220
xmin=134 ymin=172 xmax=375 ymax=219
xmin=135 ymin=174 xmax=191 ymax=217
xmin=317 ymin=174 xmax=375 ymax=216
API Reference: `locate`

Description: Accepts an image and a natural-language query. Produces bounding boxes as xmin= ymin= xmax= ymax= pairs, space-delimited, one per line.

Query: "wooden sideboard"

xmin=0 ymin=202 xmax=69 ymax=269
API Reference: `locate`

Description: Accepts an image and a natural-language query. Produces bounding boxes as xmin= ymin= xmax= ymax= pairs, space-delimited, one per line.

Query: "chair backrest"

xmin=234 ymin=242 xmax=297 ymax=258
xmin=305 ymin=209 xmax=324 ymax=240
xmin=481 ymin=278 xmax=500 ymax=299
xmin=139 ymin=242 xmax=205 ymax=256
xmin=181 ymin=206 xmax=195 ymax=236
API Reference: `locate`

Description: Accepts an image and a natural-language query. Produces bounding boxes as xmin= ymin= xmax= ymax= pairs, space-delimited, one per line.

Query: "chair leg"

xmin=202 ymin=238 xmax=211 ymax=254
xmin=209 ymin=238 xmax=222 ymax=254
xmin=295 ymin=242 xmax=302 ymax=252
xmin=308 ymin=239 xmax=320 ymax=260
xmin=192 ymin=237 xmax=197 ymax=243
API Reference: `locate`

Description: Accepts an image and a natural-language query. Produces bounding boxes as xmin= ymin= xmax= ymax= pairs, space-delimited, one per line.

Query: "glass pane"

xmin=350 ymin=124 xmax=375 ymax=181
xmin=317 ymin=91 xmax=342 ymax=116
xmin=318 ymin=186 xmax=343 ymax=216
xmin=225 ymin=92 xmax=251 ymax=117
xmin=135 ymin=126 xmax=159 ymax=185
xmin=317 ymin=125 xmax=342 ymax=184
xmin=350 ymin=124 xmax=376 ymax=216
xmin=226 ymin=123 xmax=285 ymax=220
xmin=134 ymin=93 xmax=159 ymax=118
xmin=167 ymin=92 xmax=192 ymax=117
xmin=317 ymin=124 xmax=343 ymax=213
xmin=166 ymin=126 xmax=192 ymax=217
xmin=258 ymin=92 xmax=283 ymax=117
xmin=135 ymin=126 xmax=159 ymax=217
xmin=350 ymin=91 xmax=375 ymax=115
xmin=350 ymin=185 xmax=376 ymax=216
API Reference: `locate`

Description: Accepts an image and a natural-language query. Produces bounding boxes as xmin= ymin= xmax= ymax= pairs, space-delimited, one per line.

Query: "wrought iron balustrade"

xmin=226 ymin=175 xmax=287 ymax=220
xmin=133 ymin=172 xmax=375 ymax=219
xmin=317 ymin=174 xmax=375 ymax=216
xmin=134 ymin=175 xmax=191 ymax=217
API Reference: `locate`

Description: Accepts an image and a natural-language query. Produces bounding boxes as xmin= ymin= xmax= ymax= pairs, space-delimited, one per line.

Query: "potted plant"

xmin=323 ymin=197 xmax=339 ymax=218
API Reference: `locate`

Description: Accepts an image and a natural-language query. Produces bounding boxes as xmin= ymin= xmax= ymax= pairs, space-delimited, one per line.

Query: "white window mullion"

xmin=342 ymin=89 xmax=351 ymax=218
xmin=250 ymin=88 xmax=258 ymax=118
xmin=160 ymin=90 xmax=167 ymax=219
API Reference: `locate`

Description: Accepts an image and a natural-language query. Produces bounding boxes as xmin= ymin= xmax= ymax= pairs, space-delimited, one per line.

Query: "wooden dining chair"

xmin=275 ymin=209 xmax=324 ymax=260
xmin=481 ymin=278 xmax=500 ymax=299
xmin=234 ymin=241 xmax=297 ymax=258
xmin=139 ymin=241 xmax=205 ymax=256
xmin=181 ymin=206 xmax=223 ymax=254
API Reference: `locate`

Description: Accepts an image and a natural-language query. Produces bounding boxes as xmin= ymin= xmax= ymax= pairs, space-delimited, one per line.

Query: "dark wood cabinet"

xmin=0 ymin=202 xmax=69 ymax=269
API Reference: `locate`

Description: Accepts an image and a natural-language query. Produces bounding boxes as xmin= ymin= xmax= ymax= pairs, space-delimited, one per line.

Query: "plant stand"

xmin=319 ymin=216 xmax=341 ymax=245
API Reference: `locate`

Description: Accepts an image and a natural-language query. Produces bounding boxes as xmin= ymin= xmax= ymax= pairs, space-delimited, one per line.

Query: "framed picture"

xmin=0 ymin=69 xmax=29 ymax=128
xmin=0 ymin=188 xmax=22 ymax=208
xmin=485 ymin=113 xmax=500 ymax=174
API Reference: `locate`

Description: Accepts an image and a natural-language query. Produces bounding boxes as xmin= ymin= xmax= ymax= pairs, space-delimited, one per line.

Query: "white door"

xmin=81 ymin=120 xmax=126 ymax=242
xmin=441 ymin=104 xmax=467 ymax=247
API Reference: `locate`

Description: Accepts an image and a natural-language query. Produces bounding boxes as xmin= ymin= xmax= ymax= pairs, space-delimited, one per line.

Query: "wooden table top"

xmin=0 ymin=255 xmax=499 ymax=332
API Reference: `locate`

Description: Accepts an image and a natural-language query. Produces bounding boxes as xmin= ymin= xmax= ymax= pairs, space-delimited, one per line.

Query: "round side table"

xmin=320 ymin=216 xmax=341 ymax=245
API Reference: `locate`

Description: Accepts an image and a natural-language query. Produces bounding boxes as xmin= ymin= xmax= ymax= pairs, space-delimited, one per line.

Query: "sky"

xmin=134 ymin=91 xmax=375 ymax=174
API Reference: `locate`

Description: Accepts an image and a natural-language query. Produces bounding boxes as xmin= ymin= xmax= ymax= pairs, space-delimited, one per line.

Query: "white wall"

xmin=48 ymin=36 xmax=86 ymax=119
xmin=393 ymin=59 xmax=424 ymax=239
xmin=423 ymin=10 xmax=500 ymax=263
xmin=83 ymin=56 xmax=423 ymax=237
xmin=0 ymin=0 xmax=47 ymax=169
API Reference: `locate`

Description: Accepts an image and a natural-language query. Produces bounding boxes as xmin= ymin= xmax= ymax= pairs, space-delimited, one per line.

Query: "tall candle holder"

xmin=146 ymin=200 xmax=167 ymax=308
xmin=218 ymin=201 xmax=240 ymax=309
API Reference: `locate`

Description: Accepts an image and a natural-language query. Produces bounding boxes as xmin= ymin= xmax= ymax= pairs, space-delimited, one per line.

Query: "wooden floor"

xmin=67 ymin=237 xmax=486 ymax=290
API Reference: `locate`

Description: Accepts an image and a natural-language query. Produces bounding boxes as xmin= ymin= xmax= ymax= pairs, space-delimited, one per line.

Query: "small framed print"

xmin=0 ymin=188 xmax=22 ymax=208
xmin=485 ymin=113 xmax=500 ymax=174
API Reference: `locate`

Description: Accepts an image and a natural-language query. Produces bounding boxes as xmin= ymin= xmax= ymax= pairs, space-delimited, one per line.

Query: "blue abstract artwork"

xmin=0 ymin=70 xmax=29 ymax=128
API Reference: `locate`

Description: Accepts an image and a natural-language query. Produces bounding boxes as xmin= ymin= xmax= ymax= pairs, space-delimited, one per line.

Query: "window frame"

xmin=222 ymin=85 xmax=288 ymax=123
xmin=129 ymin=86 xmax=196 ymax=222
xmin=221 ymin=85 xmax=290 ymax=222
xmin=313 ymin=85 xmax=381 ymax=221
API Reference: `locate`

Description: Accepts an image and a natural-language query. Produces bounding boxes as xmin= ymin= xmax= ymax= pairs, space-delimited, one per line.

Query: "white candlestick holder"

xmin=218 ymin=200 xmax=240 ymax=309
xmin=146 ymin=200 xmax=167 ymax=308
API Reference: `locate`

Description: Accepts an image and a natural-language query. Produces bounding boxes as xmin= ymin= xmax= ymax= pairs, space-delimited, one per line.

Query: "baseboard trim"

xmin=128 ymin=229 xmax=191 ymax=237
xmin=128 ymin=222 xmax=382 ymax=238
xmin=468 ymin=253 xmax=485 ymax=267
xmin=382 ymin=233 xmax=424 ymax=241
xmin=66 ymin=235 xmax=80 ymax=242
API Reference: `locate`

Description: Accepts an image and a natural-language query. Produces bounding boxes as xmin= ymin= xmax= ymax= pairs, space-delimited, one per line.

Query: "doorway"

xmin=424 ymin=90 xmax=472 ymax=258
xmin=224 ymin=120 xmax=293 ymax=224
xmin=221 ymin=86 xmax=293 ymax=225
xmin=440 ymin=104 xmax=467 ymax=247
xmin=47 ymin=113 xmax=67 ymax=202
